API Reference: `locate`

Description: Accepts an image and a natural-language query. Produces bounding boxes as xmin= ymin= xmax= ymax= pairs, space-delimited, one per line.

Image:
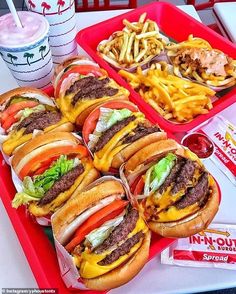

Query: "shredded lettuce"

xmin=144 ymin=153 xmax=176 ymax=196
xmin=88 ymin=107 xmax=132 ymax=149
xmin=85 ymin=214 xmax=124 ymax=249
xmin=12 ymin=155 xmax=80 ymax=208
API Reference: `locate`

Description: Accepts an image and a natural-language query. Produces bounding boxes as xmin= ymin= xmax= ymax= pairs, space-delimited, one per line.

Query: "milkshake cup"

xmin=26 ymin=0 xmax=78 ymax=64
xmin=0 ymin=11 xmax=53 ymax=88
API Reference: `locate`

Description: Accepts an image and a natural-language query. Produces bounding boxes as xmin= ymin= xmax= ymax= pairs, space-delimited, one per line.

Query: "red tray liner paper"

xmin=76 ymin=2 xmax=236 ymax=133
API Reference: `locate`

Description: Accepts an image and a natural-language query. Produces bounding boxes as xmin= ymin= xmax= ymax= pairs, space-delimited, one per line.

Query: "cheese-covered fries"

xmin=97 ymin=13 xmax=168 ymax=70
xmin=119 ymin=62 xmax=215 ymax=123
xmin=166 ymin=35 xmax=236 ymax=90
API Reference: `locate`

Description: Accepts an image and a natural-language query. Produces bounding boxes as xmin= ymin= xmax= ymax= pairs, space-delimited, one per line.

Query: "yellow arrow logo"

xmin=199 ymin=229 xmax=230 ymax=237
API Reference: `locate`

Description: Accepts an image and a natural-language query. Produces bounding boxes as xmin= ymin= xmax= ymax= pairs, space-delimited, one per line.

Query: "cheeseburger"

xmin=11 ymin=132 xmax=100 ymax=217
xmin=122 ymin=139 xmax=219 ymax=237
xmin=53 ymin=56 xmax=130 ymax=128
xmin=52 ymin=178 xmax=150 ymax=290
xmin=0 ymin=87 xmax=73 ymax=156
xmin=82 ymin=100 xmax=166 ymax=173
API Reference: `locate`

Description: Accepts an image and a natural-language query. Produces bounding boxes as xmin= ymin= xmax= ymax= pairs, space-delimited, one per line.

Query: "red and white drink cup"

xmin=0 ymin=11 xmax=53 ymax=88
xmin=26 ymin=0 xmax=78 ymax=64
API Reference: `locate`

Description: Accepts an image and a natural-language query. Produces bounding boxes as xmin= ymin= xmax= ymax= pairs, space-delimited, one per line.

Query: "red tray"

xmin=0 ymin=87 xmax=174 ymax=291
xmin=76 ymin=2 xmax=236 ymax=133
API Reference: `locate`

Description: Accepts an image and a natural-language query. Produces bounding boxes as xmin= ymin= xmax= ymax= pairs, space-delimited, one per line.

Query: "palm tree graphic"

xmin=57 ymin=0 xmax=65 ymax=15
xmin=24 ymin=52 xmax=34 ymax=66
xmin=39 ymin=46 xmax=47 ymax=60
xmin=28 ymin=0 xmax=36 ymax=10
xmin=41 ymin=2 xmax=51 ymax=16
xmin=7 ymin=53 xmax=18 ymax=66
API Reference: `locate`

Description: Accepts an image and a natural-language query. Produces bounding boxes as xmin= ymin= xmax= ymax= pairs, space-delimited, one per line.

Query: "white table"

xmin=213 ymin=2 xmax=236 ymax=43
xmin=1 ymin=6 xmax=236 ymax=294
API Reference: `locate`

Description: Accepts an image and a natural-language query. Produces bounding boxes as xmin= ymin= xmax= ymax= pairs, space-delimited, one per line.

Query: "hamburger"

xmin=52 ymin=178 xmax=150 ymax=290
xmin=0 ymin=87 xmax=73 ymax=156
xmin=11 ymin=132 xmax=100 ymax=217
xmin=122 ymin=139 xmax=219 ymax=237
xmin=82 ymin=100 xmax=166 ymax=173
xmin=53 ymin=56 xmax=130 ymax=128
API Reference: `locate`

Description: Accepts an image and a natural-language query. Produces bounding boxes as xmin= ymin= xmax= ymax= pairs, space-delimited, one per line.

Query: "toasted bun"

xmin=147 ymin=178 xmax=219 ymax=237
xmin=12 ymin=132 xmax=81 ymax=175
xmin=28 ymin=160 xmax=100 ymax=217
xmin=83 ymin=230 xmax=151 ymax=290
xmin=52 ymin=179 xmax=125 ymax=240
xmin=112 ymin=131 xmax=167 ymax=169
xmin=53 ymin=56 xmax=89 ymax=78
xmin=0 ymin=87 xmax=52 ymax=105
xmin=125 ymin=139 xmax=180 ymax=174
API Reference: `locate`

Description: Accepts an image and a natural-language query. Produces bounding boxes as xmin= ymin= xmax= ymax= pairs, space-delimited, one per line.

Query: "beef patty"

xmin=95 ymin=208 xmax=139 ymax=254
xmin=65 ymin=76 xmax=119 ymax=106
xmin=38 ymin=164 xmax=84 ymax=206
xmin=122 ymin=123 xmax=160 ymax=144
xmin=16 ymin=111 xmax=61 ymax=134
xmin=98 ymin=231 xmax=144 ymax=266
xmin=92 ymin=115 xmax=136 ymax=153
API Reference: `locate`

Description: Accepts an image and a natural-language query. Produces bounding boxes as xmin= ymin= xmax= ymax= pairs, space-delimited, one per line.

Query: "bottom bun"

xmin=148 ymin=179 xmax=219 ymax=238
xmin=83 ymin=230 xmax=151 ymax=291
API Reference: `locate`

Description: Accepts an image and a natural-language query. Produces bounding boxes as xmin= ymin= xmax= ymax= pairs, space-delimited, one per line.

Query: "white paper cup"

xmin=0 ymin=11 xmax=53 ymax=89
xmin=26 ymin=0 xmax=78 ymax=64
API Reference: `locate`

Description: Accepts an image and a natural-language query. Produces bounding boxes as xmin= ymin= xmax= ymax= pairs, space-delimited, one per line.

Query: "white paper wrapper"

xmin=161 ymin=223 xmax=236 ymax=270
xmin=51 ymin=175 xmax=125 ymax=290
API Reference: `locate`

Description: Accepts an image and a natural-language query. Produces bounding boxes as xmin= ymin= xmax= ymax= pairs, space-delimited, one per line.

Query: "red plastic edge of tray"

xmin=76 ymin=1 xmax=236 ymax=133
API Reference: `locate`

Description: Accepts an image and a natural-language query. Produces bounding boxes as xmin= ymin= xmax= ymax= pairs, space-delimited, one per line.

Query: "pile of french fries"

xmin=97 ymin=13 xmax=167 ymax=69
xmin=166 ymin=35 xmax=236 ymax=88
xmin=119 ymin=62 xmax=215 ymax=122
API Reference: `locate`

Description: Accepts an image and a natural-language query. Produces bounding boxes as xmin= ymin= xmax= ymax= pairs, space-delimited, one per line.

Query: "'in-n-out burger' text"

xmin=190 ymin=235 xmax=236 ymax=252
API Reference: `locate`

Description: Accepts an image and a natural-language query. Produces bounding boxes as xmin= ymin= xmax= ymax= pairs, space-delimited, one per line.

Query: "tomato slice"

xmin=132 ymin=176 xmax=145 ymax=196
xmin=1 ymin=101 xmax=38 ymax=123
xmin=31 ymin=156 xmax=60 ymax=176
xmin=65 ymin=199 xmax=129 ymax=252
xmin=2 ymin=115 xmax=19 ymax=131
xmin=82 ymin=100 xmax=138 ymax=144
xmin=55 ymin=65 xmax=104 ymax=98
xmin=19 ymin=145 xmax=88 ymax=179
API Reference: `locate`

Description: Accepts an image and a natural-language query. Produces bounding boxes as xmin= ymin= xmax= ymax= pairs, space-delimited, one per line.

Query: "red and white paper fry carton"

xmin=26 ymin=0 xmax=78 ymax=64
xmin=161 ymin=223 xmax=236 ymax=270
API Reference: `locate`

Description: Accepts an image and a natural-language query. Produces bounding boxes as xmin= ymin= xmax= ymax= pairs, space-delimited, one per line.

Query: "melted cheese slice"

xmin=93 ymin=114 xmax=145 ymax=172
xmin=157 ymin=203 xmax=199 ymax=222
xmin=58 ymin=95 xmax=111 ymax=123
xmin=79 ymin=217 xmax=147 ymax=279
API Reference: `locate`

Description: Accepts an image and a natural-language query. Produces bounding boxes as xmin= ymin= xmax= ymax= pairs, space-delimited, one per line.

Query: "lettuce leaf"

xmin=12 ymin=155 xmax=80 ymax=208
xmin=144 ymin=153 xmax=176 ymax=196
xmin=85 ymin=214 xmax=124 ymax=249
xmin=88 ymin=107 xmax=132 ymax=149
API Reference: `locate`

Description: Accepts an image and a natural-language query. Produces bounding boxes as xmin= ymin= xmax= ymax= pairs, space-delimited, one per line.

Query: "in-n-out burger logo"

xmin=189 ymin=229 xmax=236 ymax=252
xmin=214 ymin=130 xmax=236 ymax=162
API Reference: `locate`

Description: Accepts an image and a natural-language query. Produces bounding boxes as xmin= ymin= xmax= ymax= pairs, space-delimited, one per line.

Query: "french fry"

xmin=97 ymin=13 xmax=166 ymax=69
xmin=119 ymin=32 xmax=129 ymax=62
xmin=119 ymin=63 xmax=215 ymax=123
